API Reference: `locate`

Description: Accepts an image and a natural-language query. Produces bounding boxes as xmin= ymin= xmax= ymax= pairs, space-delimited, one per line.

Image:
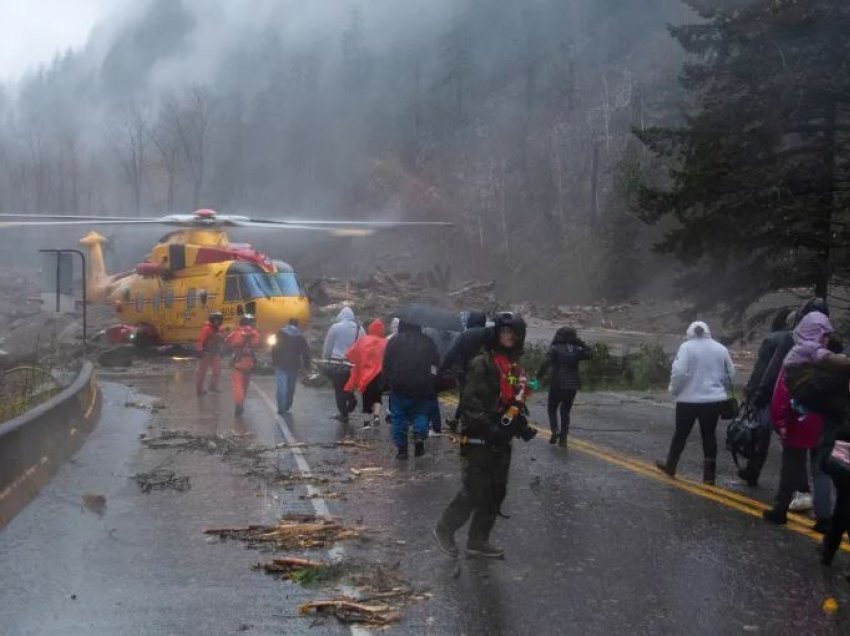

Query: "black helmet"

xmin=240 ymin=313 xmax=256 ymax=326
xmin=209 ymin=312 xmax=223 ymax=325
xmin=493 ymin=311 xmax=526 ymax=352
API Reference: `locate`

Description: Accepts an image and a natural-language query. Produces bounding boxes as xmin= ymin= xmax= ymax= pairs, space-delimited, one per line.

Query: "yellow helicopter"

xmin=0 ymin=209 xmax=449 ymax=347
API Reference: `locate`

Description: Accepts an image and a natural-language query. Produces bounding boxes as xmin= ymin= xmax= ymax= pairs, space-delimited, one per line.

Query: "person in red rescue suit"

xmin=344 ymin=319 xmax=388 ymax=429
xmin=225 ymin=314 xmax=261 ymax=417
xmin=195 ymin=312 xmax=225 ymax=396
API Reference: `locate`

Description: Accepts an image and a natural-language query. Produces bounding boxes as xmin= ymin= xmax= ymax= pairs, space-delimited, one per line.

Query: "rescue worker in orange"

xmin=345 ymin=319 xmax=388 ymax=429
xmin=225 ymin=314 xmax=261 ymax=416
xmin=195 ymin=311 xmax=224 ymax=396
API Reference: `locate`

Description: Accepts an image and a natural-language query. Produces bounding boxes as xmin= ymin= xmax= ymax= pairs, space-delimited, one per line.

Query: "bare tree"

xmin=110 ymin=102 xmax=150 ymax=216
xmin=171 ymin=87 xmax=211 ymax=210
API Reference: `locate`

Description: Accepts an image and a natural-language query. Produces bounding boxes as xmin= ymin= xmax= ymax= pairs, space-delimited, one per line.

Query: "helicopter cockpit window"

xmin=274 ymin=273 xmax=302 ymax=297
xmin=186 ymin=288 xmax=197 ymax=309
xmin=224 ymin=276 xmax=243 ymax=302
xmin=164 ymin=288 xmax=174 ymax=308
xmin=134 ymin=293 xmax=144 ymax=313
xmin=240 ymin=273 xmax=279 ymax=299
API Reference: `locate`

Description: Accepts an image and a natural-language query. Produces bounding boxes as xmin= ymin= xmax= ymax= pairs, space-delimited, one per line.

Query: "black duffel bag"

xmin=726 ymin=404 xmax=765 ymax=468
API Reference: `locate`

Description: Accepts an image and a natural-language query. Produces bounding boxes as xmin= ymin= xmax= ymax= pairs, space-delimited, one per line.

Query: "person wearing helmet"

xmin=225 ymin=314 xmax=261 ymax=416
xmin=195 ymin=312 xmax=224 ymax=396
xmin=435 ymin=312 xmax=536 ymax=559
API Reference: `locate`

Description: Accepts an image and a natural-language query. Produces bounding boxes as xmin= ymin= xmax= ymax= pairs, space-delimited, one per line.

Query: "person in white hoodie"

xmin=323 ymin=307 xmax=366 ymax=420
xmin=656 ymin=321 xmax=735 ymax=485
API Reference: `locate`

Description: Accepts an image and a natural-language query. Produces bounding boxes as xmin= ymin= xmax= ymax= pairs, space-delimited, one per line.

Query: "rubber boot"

xmin=414 ymin=435 xmax=425 ymax=457
xmin=549 ymin=432 xmax=558 ymax=445
xmin=558 ymin=433 xmax=568 ymax=448
xmin=703 ymin=458 xmax=716 ymax=485
xmin=396 ymin=445 xmax=409 ymax=460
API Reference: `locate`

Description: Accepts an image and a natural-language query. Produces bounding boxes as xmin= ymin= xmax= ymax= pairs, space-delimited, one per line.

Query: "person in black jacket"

xmin=537 ymin=327 xmax=592 ymax=448
xmin=383 ymin=321 xmax=440 ymax=459
xmin=738 ymin=308 xmax=793 ymax=486
xmin=441 ymin=311 xmax=489 ymax=431
xmin=271 ymin=319 xmax=312 ymax=415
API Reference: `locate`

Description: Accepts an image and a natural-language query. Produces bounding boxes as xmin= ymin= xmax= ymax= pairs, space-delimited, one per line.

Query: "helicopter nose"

xmin=254 ymin=297 xmax=310 ymax=343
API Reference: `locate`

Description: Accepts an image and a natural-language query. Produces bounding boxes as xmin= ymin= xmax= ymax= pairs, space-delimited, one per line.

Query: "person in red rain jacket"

xmin=762 ymin=368 xmax=825 ymax=525
xmin=225 ymin=314 xmax=261 ymax=417
xmin=195 ymin=312 xmax=224 ymax=396
xmin=345 ymin=319 xmax=387 ymax=429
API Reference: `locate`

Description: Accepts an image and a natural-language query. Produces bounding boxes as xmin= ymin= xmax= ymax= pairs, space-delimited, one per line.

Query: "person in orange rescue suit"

xmin=225 ymin=314 xmax=261 ymax=417
xmin=195 ymin=312 xmax=224 ymax=396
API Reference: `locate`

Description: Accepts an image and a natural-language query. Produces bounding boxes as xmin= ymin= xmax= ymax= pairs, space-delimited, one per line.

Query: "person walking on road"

xmin=225 ymin=314 xmax=261 ymax=417
xmin=434 ymin=312 xmax=537 ymax=559
xmin=323 ymin=307 xmax=365 ymax=421
xmin=195 ymin=311 xmax=224 ymax=396
xmin=382 ymin=320 xmax=440 ymax=459
xmin=738 ymin=308 xmax=793 ymax=487
xmin=656 ymin=321 xmax=735 ymax=485
xmin=271 ymin=318 xmax=311 ymax=415
xmin=441 ymin=311 xmax=488 ymax=432
xmin=536 ymin=327 xmax=592 ymax=448
xmin=345 ymin=319 xmax=387 ymax=429
xmin=761 ymin=366 xmax=824 ymax=525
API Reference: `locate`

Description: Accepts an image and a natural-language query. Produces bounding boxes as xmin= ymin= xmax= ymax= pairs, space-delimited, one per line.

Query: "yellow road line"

xmin=439 ymin=394 xmax=845 ymax=550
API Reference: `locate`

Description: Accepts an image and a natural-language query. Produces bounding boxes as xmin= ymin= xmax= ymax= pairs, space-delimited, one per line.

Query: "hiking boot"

xmin=655 ymin=461 xmax=675 ymax=477
xmin=736 ymin=468 xmax=758 ymax=487
xmin=446 ymin=418 xmax=459 ymax=433
xmin=549 ymin=433 xmax=558 ymax=445
xmin=372 ymin=415 xmax=381 ymax=427
xmin=813 ymin=518 xmax=831 ymax=534
xmin=466 ymin=541 xmax=505 ymax=559
xmin=234 ymin=404 xmax=244 ymax=417
xmin=414 ymin=440 xmax=425 ymax=457
xmin=789 ymin=492 xmax=813 ymax=512
xmin=433 ymin=524 xmax=458 ymax=557
xmin=702 ymin=459 xmax=716 ymax=485
xmin=396 ymin=446 xmax=409 ymax=460
xmin=762 ymin=508 xmax=787 ymax=525
xmin=362 ymin=419 xmax=372 ymax=430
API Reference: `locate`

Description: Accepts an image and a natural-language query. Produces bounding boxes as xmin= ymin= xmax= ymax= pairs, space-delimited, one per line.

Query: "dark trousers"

xmin=665 ymin=402 xmax=723 ymax=469
xmin=740 ymin=407 xmax=772 ymax=483
xmin=773 ymin=447 xmax=816 ymax=512
xmin=548 ymin=388 xmax=577 ymax=439
xmin=362 ymin=374 xmax=383 ymax=414
xmin=452 ymin=373 xmax=467 ymax=422
xmin=823 ymin=482 xmax=850 ymax=564
xmin=332 ymin=370 xmax=357 ymax=417
xmin=439 ymin=444 xmax=512 ymax=542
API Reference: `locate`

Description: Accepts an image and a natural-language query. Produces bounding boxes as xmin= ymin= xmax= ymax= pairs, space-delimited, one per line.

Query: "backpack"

xmin=725 ymin=405 xmax=765 ymax=467
xmin=784 ymin=364 xmax=849 ymax=417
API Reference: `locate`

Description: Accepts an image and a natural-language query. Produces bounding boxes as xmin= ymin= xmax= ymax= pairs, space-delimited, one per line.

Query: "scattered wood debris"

xmin=142 ymin=430 xmax=267 ymax=459
xmin=204 ymin=514 xmax=362 ymax=550
xmin=132 ymin=468 xmax=190 ymax=493
xmin=350 ymin=466 xmax=393 ymax=478
xmin=256 ymin=556 xmax=331 ymax=582
xmin=299 ymin=598 xmax=401 ymax=627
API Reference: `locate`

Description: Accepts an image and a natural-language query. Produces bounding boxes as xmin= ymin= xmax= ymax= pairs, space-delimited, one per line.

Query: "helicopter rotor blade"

xmin=0 ymin=219 xmax=172 ymax=229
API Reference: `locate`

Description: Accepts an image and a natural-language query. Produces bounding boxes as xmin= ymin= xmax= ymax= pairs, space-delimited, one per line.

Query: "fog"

xmin=0 ymin=0 xmax=693 ymax=301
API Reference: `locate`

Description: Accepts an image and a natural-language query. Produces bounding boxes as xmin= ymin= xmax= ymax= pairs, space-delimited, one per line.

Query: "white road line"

xmin=251 ymin=381 xmax=368 ymax=636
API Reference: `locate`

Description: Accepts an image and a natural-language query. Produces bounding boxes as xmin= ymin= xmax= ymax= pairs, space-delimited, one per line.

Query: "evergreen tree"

xmin=636 ymin=0 xmax=850 ymax=314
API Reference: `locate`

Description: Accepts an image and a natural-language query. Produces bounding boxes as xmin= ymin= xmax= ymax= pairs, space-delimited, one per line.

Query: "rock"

xmin=98 ymin=347 xmax=134 ymax=367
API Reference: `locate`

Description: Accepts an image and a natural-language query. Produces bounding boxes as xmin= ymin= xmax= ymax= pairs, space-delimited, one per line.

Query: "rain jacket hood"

xmin=686 ymin=321 xmax=711 ymax=340
xmin=281 ymin=324 xmax=301 ymax=337
xmin=344 ymin=319 xmax=387 ymax=394
xmin=323 ymin=306 xmax=365 ymax=359
xmin=784 ymin=311 xmax=833 ymax=367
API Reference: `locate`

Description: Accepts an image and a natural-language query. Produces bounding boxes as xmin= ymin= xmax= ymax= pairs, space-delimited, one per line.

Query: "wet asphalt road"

xmin=1 ymin=361 xmax=850 ymax=635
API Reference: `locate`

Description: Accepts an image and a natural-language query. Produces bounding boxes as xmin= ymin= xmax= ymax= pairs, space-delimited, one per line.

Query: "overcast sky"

xmin=0 ymin=0 xmax=109 ymax=81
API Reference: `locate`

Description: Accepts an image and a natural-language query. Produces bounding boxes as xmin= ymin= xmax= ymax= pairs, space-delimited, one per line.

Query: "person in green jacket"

xmin=433 ymin=312 xmax=536 ymax=559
